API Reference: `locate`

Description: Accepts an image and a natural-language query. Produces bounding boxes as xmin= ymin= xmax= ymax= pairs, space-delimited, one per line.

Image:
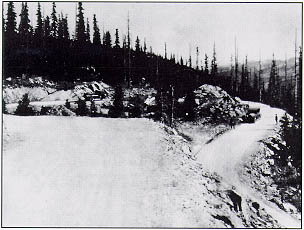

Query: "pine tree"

xmin=253 ymin=68 xmax=259 ymax=101
xmin=92 ymin=14 xmax=101 ymax=45
xmin=57 ymin=13 xmax=64 ymax=40
xmin=76 ymin=97 xmax=88 ymax=116
xmin=258 ymin=58 xmax=262 ymax=101
xmin=240 ymin=63 xmax=246 ymax=98
xmin=210 ymin=43 xmax=218 ymax=82
xmin=135 ymin=36 xmax=140 ymax=52
xmin=43 ymin=16 xmax=51 ymax=39
xmin=85 ymin=18 xmax=90 ymax=43
xmin=62 ymin=15 xmax=69 ymax=40
xmin=109 ymin=85 xmax=124 ymax=117
xmin=50 ymin=2 xmax=58 ymax=38
xmin=104 ymin=31 xmax=112 ymax=47
xmin=35 ymin=2 xmax=43 ymax=39
xmin=5 ymin=2 xmax=17 ymax=38
xmin=18 ymin=2 xmax=31 ymax=38
xmin=204 ymin=54 xmax=209 ymax=75
xmin=15 ymin=93 xmax=35 ymax=116
xmin=268 ymin=55 xmax=277 ymax=106
xmin=180 ymin=57 xmax=184 ymax=66
xmin=75 ymin=2 xmax=86 ymax=43
xmin=230 ymin=55 xmax=234 ymax=94
xmin=114 ymin=28 xmax=120 ymax=48
xmin=143 ymin=39 xmax=147 ymax=53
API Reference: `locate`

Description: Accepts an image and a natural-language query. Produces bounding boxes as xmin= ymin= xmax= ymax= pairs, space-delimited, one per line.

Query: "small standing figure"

xmin=230 ymin=117 xmax=235 ymax=129
xmin=275 ymin=114 xmax=278 ymax=124
xmin=65 ymin=99 xmax=70 ymax=109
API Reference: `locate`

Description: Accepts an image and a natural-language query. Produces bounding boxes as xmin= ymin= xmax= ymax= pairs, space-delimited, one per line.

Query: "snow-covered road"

xmin=196 ymin=102 xmax=301 ymax=228
xmin=3 ymin=117 xmax=170 ymax=227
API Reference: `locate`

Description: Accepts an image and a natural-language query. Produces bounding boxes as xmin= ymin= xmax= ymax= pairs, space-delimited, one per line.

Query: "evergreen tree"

xmin=43 ymin=16 xmax=51 ymax=39
xmin=104 ymin=31 xmax=112 ymax=47
xmin=92 ymin=14 xmax=101 ymax=45
xmin=114 ymin=28 xmax=120 ymax=48
xmin=18 ymin=2 xmax=31 ymax=38
xmin=62 ymin=15 xmax=69 ymax=40
xmin=109 ymin=85 xmax=124 ymax=117
xmin=210 ymin=44 xmax=218 ymax=82
xmin=15 ymin=94 xmax=35 ymax=116
xmin=240 ymin=63 xmax=246 ymax=98
xmin=50 ymin=2 xmax=58 ymax=38
xmin=258 ymin=59 xmax=262 ymax=101
xmin=76 ymin=98 xmax=88 ymax=116
xmin=75 ymin=2 xmax=86 ymax=43
xmin=5 ymin=2 xmax=17 ymax=38
xmin=135 ymin=36 xmax=140 ymax=52
xmin=230 ymin=55 xmax=234 ymax=94
xmin=143 ymin=39 xmax=147 ymax=53
xmin=204 ymin=54 xmax=209 ymax=75
xmin=268 ymin=55 xmax=278 ymax=106
xmin=57 ymin=13 xmax=69 ymax=41
xmin=180 ymin=57 xmax=184 ymax=66
xmin=35 ymin=2 xmax=43 ymax=39
xmin=85 ymin=18 xmax=90 ymax=43
xmin=57 ymin=13 xmax=64 ymax=40
xmin=253 ymin=68 xmax=259 ymax=100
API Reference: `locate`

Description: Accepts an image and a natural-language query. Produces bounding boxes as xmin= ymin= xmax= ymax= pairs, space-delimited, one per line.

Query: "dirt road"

xmin=196 ymin=102 xmax=301 ymax=228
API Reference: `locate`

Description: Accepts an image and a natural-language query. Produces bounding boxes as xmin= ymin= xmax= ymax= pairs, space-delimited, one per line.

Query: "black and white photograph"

xmin=2 ymin=1 xmax=302 ymax=228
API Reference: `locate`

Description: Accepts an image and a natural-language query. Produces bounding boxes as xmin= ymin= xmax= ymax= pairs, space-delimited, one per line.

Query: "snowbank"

xmin=4 ymin=79 xmax=114 ymax=111
xmin=3 ymin=114 xmax=293 ymax=227
xmin=194 ymin=84 xmax=246 ymax=121
xmin=3 ymin=86 xmax=55 ymax=104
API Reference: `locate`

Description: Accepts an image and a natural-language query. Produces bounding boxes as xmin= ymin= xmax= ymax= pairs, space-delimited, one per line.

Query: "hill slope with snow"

xmin=3 ymin=116 xmax=235 ymax=227
xmin=3 ymin=115 xmax=288 ymax=228
xmin=3 ymin=104 xmax=300 ymax=227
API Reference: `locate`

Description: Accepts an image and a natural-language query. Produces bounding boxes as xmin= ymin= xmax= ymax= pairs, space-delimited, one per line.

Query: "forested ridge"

xmin=3 ymin=2 xmax=302 ymax=118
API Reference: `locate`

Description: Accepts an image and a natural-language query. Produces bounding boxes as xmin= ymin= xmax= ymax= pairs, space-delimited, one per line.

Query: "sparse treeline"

xmin=225 ymin=46 xmax=302 ymax=119
xmin=3 ymin=2 xmax=302 ymax=118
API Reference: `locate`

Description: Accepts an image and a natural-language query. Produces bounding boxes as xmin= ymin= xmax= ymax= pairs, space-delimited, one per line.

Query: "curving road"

xmin=196 ymin=102 xmax=301 ymax=228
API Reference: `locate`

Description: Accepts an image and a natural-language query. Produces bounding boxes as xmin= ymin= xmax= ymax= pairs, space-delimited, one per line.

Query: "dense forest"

xmin=3 ymin=2 xmax=302 ymax=119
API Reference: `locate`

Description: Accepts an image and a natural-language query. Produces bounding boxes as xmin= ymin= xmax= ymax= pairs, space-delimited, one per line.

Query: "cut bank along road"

xmin=196 ymin=102 xmax=301 ymax=228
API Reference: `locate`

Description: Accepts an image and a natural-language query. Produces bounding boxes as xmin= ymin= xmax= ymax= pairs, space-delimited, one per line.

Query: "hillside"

xmin=3 ymin=112 xmax=300 ymax=227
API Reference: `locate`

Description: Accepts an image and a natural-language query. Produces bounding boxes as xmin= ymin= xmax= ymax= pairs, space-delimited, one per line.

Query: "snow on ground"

xmin=3 ymin=80 xmax=113 ymax=105
xmin=194 ymin=84 xmax=246 ymax=121
xmin=3 ymin=114 xmax=284 ymax=228
xmin=4 ymin=80 xmax=114 ymax=114
xmin=42 ymin=81 xmax=113 ymax=103
xmin=196 ymin=102 xmax=301 ymax=228
xmin=3 ymin=86 xmax=55 ymax=104
xmin=176 ymin=121 xmax=230 ymax=156
xmin=2 ymin=116 xmax=221 ymax=227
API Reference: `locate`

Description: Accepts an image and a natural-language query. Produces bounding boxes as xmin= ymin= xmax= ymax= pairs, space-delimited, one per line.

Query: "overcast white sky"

xmin=3 ymin=1 xmax=302 ymax=65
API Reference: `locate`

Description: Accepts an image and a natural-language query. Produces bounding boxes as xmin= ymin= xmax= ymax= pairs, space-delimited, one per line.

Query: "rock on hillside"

xmin=194 ymin=84 xmax=247 ymax=122
xmin=3 ymin=78 xmax=113 ymax=107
